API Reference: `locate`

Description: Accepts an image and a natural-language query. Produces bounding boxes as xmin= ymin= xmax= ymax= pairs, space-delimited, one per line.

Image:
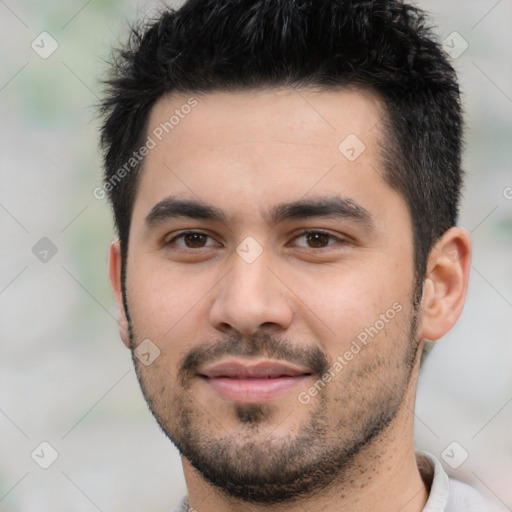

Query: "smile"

xmin=197 ymin=358 xmax=312 ymax=403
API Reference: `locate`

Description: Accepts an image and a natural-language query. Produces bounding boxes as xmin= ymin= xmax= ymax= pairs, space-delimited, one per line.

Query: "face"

xmin=116 ymin=88 xmax=422 ymax=502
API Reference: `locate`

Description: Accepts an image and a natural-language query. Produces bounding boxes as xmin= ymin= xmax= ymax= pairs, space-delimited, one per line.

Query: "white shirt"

xmin=170 ymin=452 xmax=509 ymax=511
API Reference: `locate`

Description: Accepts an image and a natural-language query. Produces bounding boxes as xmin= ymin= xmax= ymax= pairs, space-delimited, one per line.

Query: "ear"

xmin=109 ymin=239 xmax=131 ymax=348
xmin=417 ymin=227 xmax=471 ymax=341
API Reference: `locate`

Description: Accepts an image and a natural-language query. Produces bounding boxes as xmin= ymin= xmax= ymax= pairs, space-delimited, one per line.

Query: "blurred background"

xmin=0 ymin=0 xmax=511 ymax=510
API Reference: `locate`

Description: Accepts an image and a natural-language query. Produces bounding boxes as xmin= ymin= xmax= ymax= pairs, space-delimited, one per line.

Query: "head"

xmin=101 ymin=0 xmax=471 ymax=504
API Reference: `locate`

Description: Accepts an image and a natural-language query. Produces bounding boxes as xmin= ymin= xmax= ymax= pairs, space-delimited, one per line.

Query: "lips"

xmin=197 ymin=358 xmax=312 ymax=403
xmin=200 ymin=359 xmax=310 ymax=379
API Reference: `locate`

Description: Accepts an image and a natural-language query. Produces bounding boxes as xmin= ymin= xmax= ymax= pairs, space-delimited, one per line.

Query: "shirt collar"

xmin=417 ymin=451 xmax=450 ymax=511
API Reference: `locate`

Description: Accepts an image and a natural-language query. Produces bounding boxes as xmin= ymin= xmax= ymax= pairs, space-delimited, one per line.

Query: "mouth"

xmin=197 ymin=358 xmax=312 ymax=403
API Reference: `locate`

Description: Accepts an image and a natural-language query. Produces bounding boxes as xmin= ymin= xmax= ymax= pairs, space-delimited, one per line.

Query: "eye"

xmin=165 ymin=231 xmax=219 ymax=249
xmin=290 ymin=230 xmax=346 ymax=249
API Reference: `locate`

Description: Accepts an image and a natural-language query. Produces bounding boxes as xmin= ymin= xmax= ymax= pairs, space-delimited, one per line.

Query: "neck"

xmin=183 ymin=355 xmax=428 ymax=512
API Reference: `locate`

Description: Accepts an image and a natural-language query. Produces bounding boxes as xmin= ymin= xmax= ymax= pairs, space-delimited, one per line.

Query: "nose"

xmin=209 ymin=251 xmax=294 ymax=336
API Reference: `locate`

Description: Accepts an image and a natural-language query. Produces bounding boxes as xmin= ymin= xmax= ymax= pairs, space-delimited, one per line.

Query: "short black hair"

xmin=100 ymin=0 xmax=463 ymax=293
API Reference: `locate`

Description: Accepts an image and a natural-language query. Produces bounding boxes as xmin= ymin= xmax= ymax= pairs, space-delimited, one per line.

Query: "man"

xmin=99 ymin=1 xmax=506 ymax=511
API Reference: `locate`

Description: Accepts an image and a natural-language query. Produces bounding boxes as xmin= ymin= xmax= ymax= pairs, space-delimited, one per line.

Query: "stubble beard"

xmin=128 ymin=306 xmax=421 ymax=504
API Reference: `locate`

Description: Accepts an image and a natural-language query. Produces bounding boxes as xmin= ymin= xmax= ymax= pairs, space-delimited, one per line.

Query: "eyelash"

xmin=165 ymin=230 xmax=348 ymax=250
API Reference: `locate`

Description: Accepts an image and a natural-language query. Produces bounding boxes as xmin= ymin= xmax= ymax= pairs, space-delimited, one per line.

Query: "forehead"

xmin=134 ymin=87 xmax=391 ymax=223
xmin=147 ymin=86 xmax=384 ymax=151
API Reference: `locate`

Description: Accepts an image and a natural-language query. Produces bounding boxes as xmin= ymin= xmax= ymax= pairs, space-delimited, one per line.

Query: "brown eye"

xmin=305 ymin=232 xmax=331 ymax=248
xmin=292 ymin=230 xmax=341 ymax=249
xmin=183 ymin=233 xmax=208 ymax=248
xmin=166 ymin=231 xmax=218 ymax=249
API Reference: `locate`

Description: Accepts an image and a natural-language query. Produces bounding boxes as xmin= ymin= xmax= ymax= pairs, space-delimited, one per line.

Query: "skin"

xmin=109 ymin=88 xmax=471 ymax=512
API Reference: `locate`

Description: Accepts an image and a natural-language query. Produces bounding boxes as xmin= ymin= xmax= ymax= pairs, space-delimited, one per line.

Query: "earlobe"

xmin=417 ymin=227 xmax=471 ymax=341
xmin=109 ymin=240 xmax=131 ymax=348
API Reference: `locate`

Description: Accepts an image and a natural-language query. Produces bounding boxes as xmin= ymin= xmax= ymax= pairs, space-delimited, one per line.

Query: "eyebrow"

xmin=145 ymin=197 xmax=228 ymax=226
xmin=144 ymin=195 xmax=373 ymax=229
xmin=267 ymin=196 xmax=373 ymax=228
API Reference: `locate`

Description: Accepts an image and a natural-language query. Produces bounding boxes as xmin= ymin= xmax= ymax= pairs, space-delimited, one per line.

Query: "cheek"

xmin=287 ymin=256 xmax=410 ymax=343
xmin=125 ymin=258 xmax=214 ymax=339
